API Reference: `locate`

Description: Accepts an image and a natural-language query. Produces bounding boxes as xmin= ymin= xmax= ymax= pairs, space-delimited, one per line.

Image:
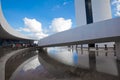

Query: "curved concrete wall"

xmin=0 ymin=48 xmax=36 ymax=80
xmin=0 ymin=3 xmax=34 ymax=40
xmin=5 ymin=48 xmax=36 ymax=80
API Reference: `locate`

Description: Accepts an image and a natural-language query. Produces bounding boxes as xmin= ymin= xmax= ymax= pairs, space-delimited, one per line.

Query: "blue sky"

xmin=110 ymin=0 xmax=120 ymax=18
xmin=1 ymin=0 xmax=75 ymax=39
xmin=1 ymin=0 xmax=120 ymax=39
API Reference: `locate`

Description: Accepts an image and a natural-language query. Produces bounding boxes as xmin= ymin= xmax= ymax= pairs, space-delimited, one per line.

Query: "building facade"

xmin=75 ymin=0 xmax=114 ymax=47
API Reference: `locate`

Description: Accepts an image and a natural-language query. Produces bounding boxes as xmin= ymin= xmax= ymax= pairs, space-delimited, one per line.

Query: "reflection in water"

xmin=10 ymin=56 xmax=54 ymax=80
xmin=47 ymin=47 xmax=119 ymax=77
xmin=73 ymin=50 xmax=78 ymax=65
xmin=96 ymin=51 xmax=118 ymax=76
xmin=23 ymin=58 xmax=40 ymax=71
xmin=78 ymin=50 xmax=89 ymax=69
xmin=47 ymin=47 xmax=75 ymax=66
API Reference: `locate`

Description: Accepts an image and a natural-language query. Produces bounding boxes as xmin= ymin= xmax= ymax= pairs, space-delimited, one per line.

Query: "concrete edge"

xmin=0 ymin=48 xmax=35 ymax=80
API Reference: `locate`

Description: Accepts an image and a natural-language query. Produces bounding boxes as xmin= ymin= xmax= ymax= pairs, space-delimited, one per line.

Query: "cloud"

xmin=19 ymin=17 xmax=48 ymax=39
xmin=63 ymin=2 xmax=68 ymax=6
xmin=23 ymin=17 xmax=42 ymax=33
xmin=112 ymin=0 xmax=120 ymax=16
xmin=52 ymin=1 xmax=70 ymax=10
xmin=22 ymin=27 xmax=31 ymax=32
xmin=112 ymin=0 xmax=120 ymax=5
xmin=52 ymin=5 xmax=61 ymax=11
xmin=49 ymin=17 xmax=72 ymax=33
xmin=16 ymin=29 xmax=22 ymax=32
xmin=18 ymin=17 xmax=72 ymax=40
xmin=35 ymin=33 xmax=48 ymax=39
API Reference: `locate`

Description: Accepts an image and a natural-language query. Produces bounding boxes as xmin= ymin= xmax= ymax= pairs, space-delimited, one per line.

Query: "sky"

xmin=110 ymin=0 xmax=120 ymax=17
xmin=1 ymin=0 xmax=120 ymax=40
xmin=1 ymin=0 xmax=75 ymax=39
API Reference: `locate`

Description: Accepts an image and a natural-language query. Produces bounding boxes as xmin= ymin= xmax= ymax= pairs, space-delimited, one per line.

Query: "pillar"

xmin=116 ymin=42 xmax=120 ymax=60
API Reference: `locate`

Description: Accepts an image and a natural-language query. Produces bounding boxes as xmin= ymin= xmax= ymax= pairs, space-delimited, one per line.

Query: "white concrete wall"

xmin=74 ymin=0 xmax=87 ymax=27
xmin=74 ymin=0 xmax=113 ymax=47
xmin=75 ymin=0 xmax=112 ymax=24
xmin=38 ymin=18 xmax=120 ymax=47
xmin=91 ymin=0 xmax=113 ymax=47
xmin=75 ymin=0 xmax=112 ymax=26
xmin=91 ymin=0 xmax=112 ymax=22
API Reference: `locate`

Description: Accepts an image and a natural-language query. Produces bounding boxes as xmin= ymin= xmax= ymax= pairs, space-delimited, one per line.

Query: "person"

xmin=96 ymin=45 xmax=98 ymax=50
xmin=22 ymin=43 xmax=25 ymax=47
xmin=12 ymin=43 xmax=15 ymax=48
xmin=104 ymin=44 xmax=108 ymax=50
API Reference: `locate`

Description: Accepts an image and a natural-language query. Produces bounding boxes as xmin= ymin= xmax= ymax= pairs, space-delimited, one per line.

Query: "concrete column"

xmin=91 ymin=0 xmax=112 ymax=22
xmin=76 ymin=45 xmax=78 ymax=49
xmin=89 ymin=51 xmax=96 ymax=71
xmin=81 ymin=44 xmax=83 ymax=54
xmin=81 ymin=44 xmax=83 ymax=50
xmin=116 ymin=42 xmax=120 ymax=60
xmin=75 ymin=45 xmax=78 ymax=53
xmin=74 ymin=0 xmax=87 ymax=27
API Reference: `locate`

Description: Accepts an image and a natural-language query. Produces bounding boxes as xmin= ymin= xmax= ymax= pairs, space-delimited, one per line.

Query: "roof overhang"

xmin=0 ymin=3 xmax=36 ymax=41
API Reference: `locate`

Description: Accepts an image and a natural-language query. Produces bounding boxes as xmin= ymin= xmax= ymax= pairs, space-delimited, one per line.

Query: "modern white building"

xmin=75 ymin=0 xmax=112 ymax=26
xmin=75 ymin=0 xmax=114 ymax=47
xmin=38 ymin=0 xmax=120 ymax=60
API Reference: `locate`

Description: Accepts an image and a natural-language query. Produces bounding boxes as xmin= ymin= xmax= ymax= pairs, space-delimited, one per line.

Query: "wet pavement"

xmin=47 ymin=47 xmax=119 ymax=76
xmin=10 ymin=56 xmax=55 ymax=80
xmin=10 ymin=47 xmax=120 ymax=80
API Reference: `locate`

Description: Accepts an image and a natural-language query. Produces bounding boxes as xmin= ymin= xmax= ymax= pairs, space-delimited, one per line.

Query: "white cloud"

xmin=52 ymin=1 xmax=70 ymax=11
xmin=112 ymin=0 xmax=120 ymax=5
xmin=16 ymin=29 xmax=22 ymax=32
xmin=49 ymin=17 xmax=72 ymax=33
xmin=63 ymin=2 xmax=68 ymax=5
xmin=35 ymin=33 xmax=48 ymax=39
xmin=18 ymin=17 xmax=72 ymax=39
xmin=16 ymin=27 xmax=30 ymax=32
xmin=112 ymin=0 xmax=120 ymax=16
xmin=52 ymin=5 xmax=61 ymax=11
xmin=22 ymin=27 xmax=31 ymax=32
xmin=19 ymin=17 xmax=48 ymax=39
xmin=23 ymin=17 xmax=42 ymax=33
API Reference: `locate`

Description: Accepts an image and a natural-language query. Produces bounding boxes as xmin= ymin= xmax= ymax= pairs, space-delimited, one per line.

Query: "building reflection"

xmin=47 ymin=47 xmax=119 ymax=77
